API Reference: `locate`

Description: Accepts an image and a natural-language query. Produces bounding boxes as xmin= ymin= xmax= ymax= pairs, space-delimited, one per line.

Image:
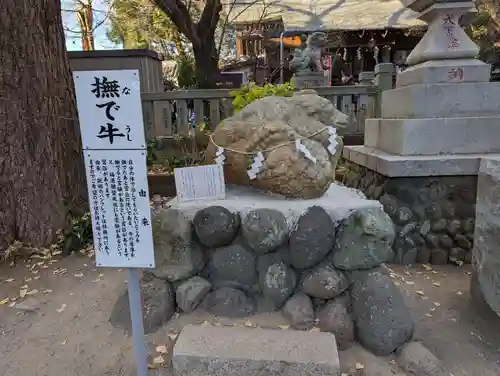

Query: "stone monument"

xmin=341 ymin=0 xmax=500 ymax=265
xmin=205 ymin=89 xmax=346 ymax=199
xmin=290 ymin=32 xmax=329 ymax=89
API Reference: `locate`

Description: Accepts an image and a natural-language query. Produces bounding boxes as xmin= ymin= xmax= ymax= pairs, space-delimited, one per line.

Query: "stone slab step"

xmin=172 ymin=324 xmax=340 ymax=376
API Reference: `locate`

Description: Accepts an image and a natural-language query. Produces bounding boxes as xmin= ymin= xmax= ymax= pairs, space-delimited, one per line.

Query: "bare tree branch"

xmin=152 ymin=0 xmax=199 ymax=43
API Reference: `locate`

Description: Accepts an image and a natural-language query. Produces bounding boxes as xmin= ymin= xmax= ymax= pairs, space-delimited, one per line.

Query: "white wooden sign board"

xmin=83 ymin=149 xmax=155 ymax=268
xmin=174 ymin=164 xmax=226 ymax=202
xmin=73 ymin=70 xmax=146 ymax=150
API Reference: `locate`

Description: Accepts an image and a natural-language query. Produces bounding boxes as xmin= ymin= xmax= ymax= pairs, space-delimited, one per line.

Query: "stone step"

xmin=381 ymin=82 xmax=500 ymax=119
xmin=364 ymin=116 xmax=500 ymax=156
xmin=172 ymin=324 xmax=340 ymax=376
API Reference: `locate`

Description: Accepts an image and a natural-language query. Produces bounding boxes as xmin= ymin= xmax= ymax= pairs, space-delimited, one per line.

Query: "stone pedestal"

xmin=294 ymin=71 xmax=328 ymax=89
xmin=342 ymin=0 xmax=500 ymax=265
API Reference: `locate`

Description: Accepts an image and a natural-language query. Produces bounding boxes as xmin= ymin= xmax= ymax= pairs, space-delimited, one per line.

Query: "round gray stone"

xmin=430 ymin=249 xmax=448 ymax=265
xmin=462 ymin=218 xmax=475 ymax=234
xmin=447 ymin=219 xmax=462 ymax=236
xmin=289 ymin=206 xmax=335 ymax=269
xmin=241 ymin=209 xmax=288 ymax=254
xmin=259 ymin=261 xmax=297 ymax=309
xmin=152 ymin=208 xmax=205 ymax=281
xmin=202 ymin=287 xmax=255 ymax=318
xmin=110 ymin=278 xmax=175 ymax=334
xmin=175 ymin=276 xmax=212 ymax=313
xmin=397 ymin=341 xmax=448 ymax=376
xmin=282 ymin=292 xmax=315 ymax=330
xmin=431 ymin=219 xmax=447 ymax=233
xmin=420 ymin=220 xmax=431 ymax=236
xmin=300 ymin=263 xmax=349 ymax=299
xmin=454 ymin=233 xmax=472 ymax=250
xmin=417 ymin=248 xmax=432 ymax=264
xmin=396 ymin=207 xmax=414 ymax=226
xmin=317 ymin=298 xmax=356 ymax=350
xmin=333 ymin=208 xmax=395 ymax=270
xmin=425 ymin=233 xmax=440 ymax=249
xmin=209 ymin=244 xmax=257 ymax=288
xmin=193 ymin=206 xmax=239 ymax=248
xmin=449 ymin=247 xmax=467 ymax=263
xmin=350 ymin=269 xmax=414 ymax=356
xmin=393 ymin=236 xmax=418 ymax=265
xmin=438 ymin=234 xmax=453 ymax=249
xmin=379 ymin=194 xmax=399 ymax=218
xmin=399 ymin=222 xmax=418 ymax=237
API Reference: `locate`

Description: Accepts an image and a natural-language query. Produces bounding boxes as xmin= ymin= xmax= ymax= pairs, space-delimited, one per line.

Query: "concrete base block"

xmin=343 ymin=145 xmax=500 ymax=177
xmin=364 ymin=116 xmax=500 ymax=155
xmin=381 ymin=82 xmax=500 ymax=119
xmin=172 ymin=324 xmax=340 ymax=376
xmin=396 ymin=59 xmax=490 ymax=87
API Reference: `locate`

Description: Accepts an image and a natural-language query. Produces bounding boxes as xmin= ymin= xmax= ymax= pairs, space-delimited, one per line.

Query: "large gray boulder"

xmin=193 ymin=206 xmax=239 ymax=248
xmin=350 ymin=269 xmax=414 ymax=356
xmin=289 ymin=206 xmax=336 ymax=269
xmin=241 ymin=209 xmax=288 ymax=254
xmin=282 ymin=292 xmax=315 ymax=330
xmin=259 ymin=261 xmax=297 ymax=309
xmin=333 ymin=208 xmax=395 ymax=270
xmin=208 ymin=244 xmax=257 ymax=288
xmin=204 ymin=92 xmax=345 ymax=199
xmin=176 ymin=276 xmax=212 ymax=313
xmin=317 ymin=296 xmax=356 ymax=350
xmin=471 ymin=157 xmax=500 ymax=316
xmin=202 ymin=287 xmax=255 ymax=318
xmin=152 ymin=208 xmax=205 ymax=281
xmin=110 ymin=276 xmax=175 ymax=334
xmin=300 ymin=263 xmax=349 ymax=299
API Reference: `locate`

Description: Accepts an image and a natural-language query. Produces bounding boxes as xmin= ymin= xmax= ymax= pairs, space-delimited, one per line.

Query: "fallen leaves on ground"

xmin=416 ymin=290 xmax=425 ymax=296
xmin=432 ymin=282 xmax=441 ymax=287
xmin=0 ymin=298 xmax=9 ymax=305
xmin=155 ymin=345 xmax=168 ymax=354
xmin=310 ymin=327 xmax=320 ymax=332
xmin=355 ymin=362 xmax=365 ymax=370
xmin=56 ymin=304 xmax=67 ymax=313
xmin=278 ymin=324 xmax=290 ymax=330
xmin=168 ymin=333 xmax=178 ymax=341
xmin=148 ymin=356 xmax=165 ymax=369
xmin=73 ymin=273 xmax=84 ymax=278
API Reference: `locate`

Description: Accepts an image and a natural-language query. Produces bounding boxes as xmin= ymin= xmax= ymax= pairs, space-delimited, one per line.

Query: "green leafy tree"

xmin=107 ymin=0 xmax=188 ymax=56
xmin=468 ymin=0 xmax=500 ymax=63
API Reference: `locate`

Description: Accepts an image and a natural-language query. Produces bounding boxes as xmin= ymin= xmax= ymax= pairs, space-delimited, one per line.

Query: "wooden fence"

xmin=140 ymin=64 xmax=395 ymax=140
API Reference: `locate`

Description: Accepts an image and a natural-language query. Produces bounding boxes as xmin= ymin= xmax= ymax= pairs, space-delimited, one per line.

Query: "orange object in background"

xmin=268 ymin=36 xmax=303 ymax=48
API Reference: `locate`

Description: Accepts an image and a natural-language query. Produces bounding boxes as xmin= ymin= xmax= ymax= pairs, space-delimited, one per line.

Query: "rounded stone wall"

xmin=140 ymin=204 xmax=415 ymax=355
xmin=341 ymin=161 xmax=476 ymax=265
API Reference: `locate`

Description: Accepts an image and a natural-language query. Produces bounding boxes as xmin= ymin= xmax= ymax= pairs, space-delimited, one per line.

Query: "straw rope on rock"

xmin=205 ymin=90 xmax=347 ymax=199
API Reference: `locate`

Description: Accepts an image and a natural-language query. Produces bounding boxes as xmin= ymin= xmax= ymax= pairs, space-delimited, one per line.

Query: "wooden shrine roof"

xmin=226 ymin=0 xmax=424 ymax=31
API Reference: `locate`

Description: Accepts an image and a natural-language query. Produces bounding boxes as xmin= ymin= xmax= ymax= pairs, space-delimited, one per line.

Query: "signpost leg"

xmin=127 ymin=268 xmax=148 ymax=376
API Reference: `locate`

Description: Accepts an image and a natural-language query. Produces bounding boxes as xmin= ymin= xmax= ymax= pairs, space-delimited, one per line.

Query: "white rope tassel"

xmin=295 ymin=139 xmax=317 ymax=164
xmin=247 ymin=151 xmax=265 ymax=180
xmin=327 ymin=127 xmax=339 ymax=155
xmin=215 ymin=147 xmax=226 ymax=166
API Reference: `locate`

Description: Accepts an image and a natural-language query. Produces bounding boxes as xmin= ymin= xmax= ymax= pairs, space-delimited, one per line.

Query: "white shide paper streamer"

xmin=327 ymin=127 xmax=339 ymax=155
xmin=214 ymin=147 xmax=226 ymax=165
xmin=295 ymin=139 xmax=317 ymax=164
xmin=247 ymin=151 xmax=265 ymax=180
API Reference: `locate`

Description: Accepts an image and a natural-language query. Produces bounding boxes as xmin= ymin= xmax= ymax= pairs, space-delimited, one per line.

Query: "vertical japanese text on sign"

xmin=73 ymin=70 xmax=146 ymax=150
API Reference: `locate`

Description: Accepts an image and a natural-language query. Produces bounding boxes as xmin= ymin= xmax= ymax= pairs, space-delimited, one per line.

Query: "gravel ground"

xmin=0 ymin=251 xmax=499 ymax=376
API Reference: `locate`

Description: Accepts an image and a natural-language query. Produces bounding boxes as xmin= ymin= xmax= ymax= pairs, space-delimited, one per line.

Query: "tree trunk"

xmin=193 ymin=39 xmax=220 ymax=88
xmin=0 ymin=0 xmax=87 ymax=253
